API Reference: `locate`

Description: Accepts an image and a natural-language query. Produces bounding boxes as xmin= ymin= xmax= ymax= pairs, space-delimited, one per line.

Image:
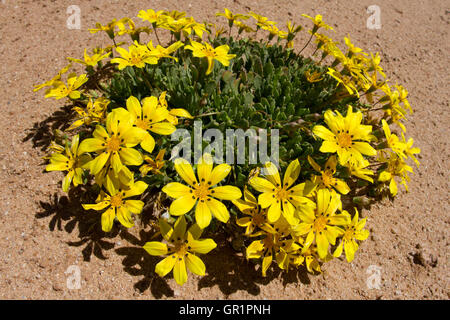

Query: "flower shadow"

xmin=35 ymin=186 xmax=118 ymax=262
xmin=115 ymin=229 xmax=174 ymax=298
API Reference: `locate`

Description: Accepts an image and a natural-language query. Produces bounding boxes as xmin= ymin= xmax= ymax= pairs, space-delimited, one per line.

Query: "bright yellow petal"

xmin=143 ymin=241 xmax=168 ymax=256
xmin=210 ymin=186 xmax=242 ymax=200
xmin=205 ymin=198 xmax=230 ymax=223
xmin=170 ymin=195 xmax=197 ymax=216
xmin=162 ymin=182 xmax=192 ymax=198
xmin=185 ymin=253 xmax=206 ymax=276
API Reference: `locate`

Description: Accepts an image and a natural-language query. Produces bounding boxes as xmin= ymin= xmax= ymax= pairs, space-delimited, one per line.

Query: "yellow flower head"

xmin=33 ymin=63 xmax=72 ymax=92
xmin=82 ymin=178 xmax=148 ymax=232
xmin=68 ymin=48 xmax=111 ymax=67
xmin=137 ymin=9 xmax=164 ymax=24
xmin=294 ymin=188 xmax=350 ymax=260
xmin=125 ymin=95 xmax=176 ymax=153
xmin=333 ymin=208 xmax=369 ymax=262
xmin=78 ymin=109 xmax=146 ymax=175
xmin=307 ymin=155 xmax=350 ymax=194
xmin=302 ymin=14 xmax=333 ymax=32
xmin=162 ymin=153 xmax=242 ymax=229
xmin=232 ymin=187 xmax=269 ymax=236
xmin=140 ymin=149 xmax=166 ymax=176
xmin=249 ymin=160 xmax=316 ymax=225
xmin=68 ymin=97 xmax=109 ymax=130
xmin=313 ymin=105 xmax=377 ymax=166
xmin=143 ymin=216 xmax=217 ymax=286
xmin=44 ymin=73 xmax=88 ymax=100
xmin=184 ymin=41 xmax=236 ymax=75
xmin=46 ymin=135 xmax=91 ymax=192
xmin=382 ymin=119 xmax=406 ymax=158
xmin=111 ymin=42 xmax=158 ymax=70
xmin=378 ymin=152 xmax=413 ymax=196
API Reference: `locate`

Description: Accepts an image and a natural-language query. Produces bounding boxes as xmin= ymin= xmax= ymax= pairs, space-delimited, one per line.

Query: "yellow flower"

xmin=216 ymin=8 xmax=249 ymax=27
xmin=162 ymin=153 xmax=242 ymax=229
xmin=333 ymin=208 xmax=369 ymax=262
xmin=299 ymin=243 xmax=322 ymax=273
xmin=249 ymin=160 xmax=315 ymax=225
xmin=232 ymin=187 xmax=269 ymax=236
xmin=68 ymin=97 xmax=109 ymax=130
xmin=302 ymin=14 xmax=333 ymax=32
xmin=347 ymin=159 xmax=374 ymax=183
xmin=313 ymin=105 xmax=377 ymax=166
xmin=184 ymin=41 xmax=236 ymax=75
xmin=33 ymin=63 xmax=72 ymax=92
xmin=249 ymin=12 xmax=276 ymax=28
xmin=82 ymin=178 xmax=148 ymax=232
xmin=233 ymin=20 xmax=255 ymax=34
xmin=156 ymin=91 xmax=193 ymax=125
xmin=44 ymin=73 xmax=88 ymax=100
xmin=78 ymin=109 xmax=146 ymax=175
xmin=89 ymin=19 xmax=118 ymax=39
xmin=143 ymin=216 xmax=217 ymax=286
xmin=46 ymin=135 xmax=91 ymax=192
xmin=261 ymin=24 xmax=288 ymax=40
xmin=378 ymin=152 xmax=413 ymax=196
xmin=147 ymin=40 xmax=184 ymax=61
xmin=327 ymin=68 xmax=358 ymax=96
xmin=294 ymin=189 xmax=350 ymax=260
xmin=67 ymin=48 xmax=111 ymax=67
xmin=382 ymin=119 xmax=406 ymax=158
xmin=137 ymin=9 xmax=164 ymax=24
xmin=125 ymin=95 xmax=176 ymax=153
xmin=307 ymin=155 xmax=350 ymax=194
xmin=140 ymin=149 xmax=166 ymax=176
xmin=110 ymin=42 xmax=158 ymax=70
xmin=401 ymin=133 xmax=420 ymax=167
xmin=344 ymin=35 xmax=366 ymax=57
xmin=305 ymin=70 xmax=324 ymax=83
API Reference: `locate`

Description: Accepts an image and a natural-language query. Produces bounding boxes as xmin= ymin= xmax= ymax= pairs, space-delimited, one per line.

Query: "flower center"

xmin=321 ymin=171 xmax=335 ymax=187
xmin=252 ymin=210 xmax=265 ymax=226
xmin=336 ymin=132 xmax=353 ymax=148
xmin=106 ymin=136 xmax=121 ymax=152
xmin=194 ymin=184 xmax=210 ymax=200
xmin=130 ymin=54 xmax=143 ymax=65
xmin=313 ymin=215 xmax=327 ymax=232
xmin=135 ymin=118 xmax=149 ymax=130
xmin=275 ymin=188 xmax=288 ymax=201
xmin=203 ymin=48 xmax=216 ymax=58
xmin=343 ymin=229 xmax=355 ymax=241
xmin=110 ymin=194 xmax=123 ymax=207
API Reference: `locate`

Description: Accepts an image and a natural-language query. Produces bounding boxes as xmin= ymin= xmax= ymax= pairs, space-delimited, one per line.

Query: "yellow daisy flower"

xmin=313 ymin=105 xmax=377 ymax=166
xmin=140 ymin=149 xmax=166 ymax=176
xmin=125 ymin=95 xmax=176 ymax=153
xmin=232 ymin=187 xmax=269 ymax=236
xmin=333 ymin=208 xmax=369 ymax=262
xmin=294 ymin=189 xmax=350 ymax=260
xmin=78 ymin=109 xmax=146 ymax=175
xmin=307 ymin=155 xmax=350 ymax=194
xmin=44 ymin=73 xmax=88 ymax=100
xmin=249 ymin=159 xmax=316 ymax=225
xmin=45 ymin=135 xmax=91 ymax=192
xmin=82 ymin=178 xmax=148 ymax=232
xmin=162 ymin=153 xmax=242 ymax=229
xmin=184 ymin=41 xmax=236 ymax=75
xmin=143 ymin=216 xmax=217 ymax=286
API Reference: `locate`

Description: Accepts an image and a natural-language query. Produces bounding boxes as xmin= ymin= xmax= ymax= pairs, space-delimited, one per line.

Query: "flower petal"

xmin=210 ymin=186 xmax=242 ymax=200
xmin=143 ymin=241 xmax=168 ymax=256
xmin=205 ymin=198 xmax=230 ymax=223
xmin=185 ymin=253 xmax=206 ymax=276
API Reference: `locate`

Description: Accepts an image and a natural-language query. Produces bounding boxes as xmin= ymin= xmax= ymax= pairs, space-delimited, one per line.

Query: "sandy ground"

xmin=0 ymin=0 xmax=448 ymax=300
